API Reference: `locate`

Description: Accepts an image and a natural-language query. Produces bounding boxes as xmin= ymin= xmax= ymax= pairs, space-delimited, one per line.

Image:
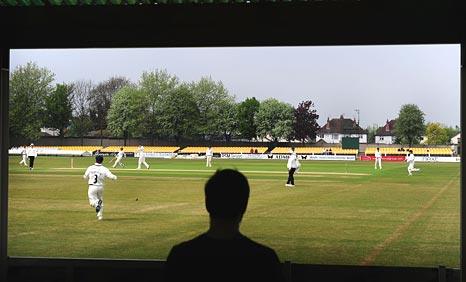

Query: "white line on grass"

xmin=360 ymin=173 xmax=460 ymax=266
xmin=52 ymin=167 xmax=370 ymax=176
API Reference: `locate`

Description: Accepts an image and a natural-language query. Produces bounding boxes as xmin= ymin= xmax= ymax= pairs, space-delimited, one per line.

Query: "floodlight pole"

xmin=355 ymin=109 xmax=360 ymax=125
xmin=0 ymin=48 xmax=9 ymax=282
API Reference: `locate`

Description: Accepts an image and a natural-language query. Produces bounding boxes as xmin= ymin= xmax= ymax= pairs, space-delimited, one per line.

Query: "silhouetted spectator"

xmin=250 ymin=148 xmax=254 ymax=153
xmin=254 ymin=148 xmax=258 ymax=154
xmin=165 ymin=169 xmax=285 ymax=282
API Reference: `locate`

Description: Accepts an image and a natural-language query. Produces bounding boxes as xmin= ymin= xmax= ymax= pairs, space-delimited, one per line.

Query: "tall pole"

xmin=355 ymin=109 xmax=360 ymax=125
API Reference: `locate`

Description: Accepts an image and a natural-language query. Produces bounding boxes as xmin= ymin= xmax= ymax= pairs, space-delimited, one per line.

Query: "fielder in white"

xmin=137 ymin=145 xmax=150 ymax=169
xmin=83 ymin=155 xmax=117 ymax=220
xmin=112 ymin=147 xmax=126 ymax=168
xmin=374 ymin=147 xmax=382 ymax=169
xmin=19 ymin=145 xmax=28 ymax=167
xmin=206 ymin=146 xmax=213 ymax=167
xmin=405 ymin=150 xmax=420 ymax=176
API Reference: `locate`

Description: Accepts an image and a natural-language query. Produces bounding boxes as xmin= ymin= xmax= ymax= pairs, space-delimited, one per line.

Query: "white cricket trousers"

xmin=19 ymin=155 xmax=27 ymax=166
xmin=138 ymin=156 xmax=149 ymax=169
xmin=408 ymin=163 xmax=414 ymax=175
xmin=88 ymin=185 xmax=104 ymax=218
xmin=113 ymin=157 xmax=122 ymax=168
xmin=374 ymin=158 xmax=382 ymax=169
xmin=206 ymin=156 xmax=212 ymax=167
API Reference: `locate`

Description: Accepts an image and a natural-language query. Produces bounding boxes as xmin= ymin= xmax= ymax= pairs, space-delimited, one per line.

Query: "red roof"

xmin=376 ymin=119 xmax=396 ymax=136
xmin=318 ymin=115 xmax=367 ymax=134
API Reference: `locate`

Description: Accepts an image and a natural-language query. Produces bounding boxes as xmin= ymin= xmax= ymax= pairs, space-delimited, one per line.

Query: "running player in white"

xmin=405 ymin=150 xmax=419 ymax=175
xmin=137 ymin=145 xmax=150 ymax=169
xmin=374 ymin=147 xmax=382 ymax=169
xmin=112 ymin=147 xmax=126 ymax=168
xmin=19 ymin=145 xmax=28 ymax=167
xmin=83 ymin=155 xmax=117 ymax=220
xmin=206 ymin=146 xmax=213 ymax=167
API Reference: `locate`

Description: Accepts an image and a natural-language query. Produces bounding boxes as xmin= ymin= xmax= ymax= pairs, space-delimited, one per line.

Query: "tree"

xmin=190 ymin=77 xmax=236 ymax=139
xmin=425 ymin=122 xmax=450 ymax=145
xmin=44 ymin=83 xmax=74 ymax=139
xmin=157 ymin=84 xmax=200 ymax=142
xmin=107 ymin=86 xmax=149 ymax=145
xmin=366 ymin=124 xmax=379 ymax=144
xmin=69 ymin=80 xmax=93 ymax=142
xmin=9 ymin=62 xmax=54 ymax=141
xmin=218 ymin=100 xmax=238 ymax=141
xmin=255 ymin=98 xmax=294 ymax=142
xmin=394 ymin=104 xmax=425 ymax=146
xmin=89 ymin=76 xmax=130 ymax=132
xmin=139 ymin=70 xmax=179 ymax=141
xmin=237 ymin=97 xmax=260 ymax=140
xmin=293 ymin=100 xmax=320 ymax=143
xmin=445 ymin=125 xmax=460 ymax=141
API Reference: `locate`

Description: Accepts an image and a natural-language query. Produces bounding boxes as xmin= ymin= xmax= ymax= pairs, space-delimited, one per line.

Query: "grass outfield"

xmin=7 ymin=156 xmax=460 ymax=267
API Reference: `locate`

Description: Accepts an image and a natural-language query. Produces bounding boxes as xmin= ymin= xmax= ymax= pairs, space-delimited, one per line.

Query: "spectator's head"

xmin=95 ymin=155 xmax=104 ymax=164
xmin=120 ymin=147 xmax=124 ymax=151
xmin=30 ymin=143 xmax=34 ymax=147
xmin=205 ymin=169 xmax=250 ymax=221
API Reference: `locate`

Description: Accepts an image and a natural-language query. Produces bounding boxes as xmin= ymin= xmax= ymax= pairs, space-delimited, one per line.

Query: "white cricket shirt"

xmin=83 ymin=163 xmax=117 ymax=186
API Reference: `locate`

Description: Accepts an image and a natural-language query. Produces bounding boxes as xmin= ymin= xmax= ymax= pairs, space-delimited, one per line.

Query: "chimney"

xmin=340 ymin=114 xmax=344 ymax=119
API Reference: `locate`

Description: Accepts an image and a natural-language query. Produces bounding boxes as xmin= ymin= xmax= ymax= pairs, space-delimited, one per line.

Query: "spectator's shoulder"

xmin=241 ymin=235 xmax=279 ymax=258
xmin=169 ymin=233 xmax=207 ymax=255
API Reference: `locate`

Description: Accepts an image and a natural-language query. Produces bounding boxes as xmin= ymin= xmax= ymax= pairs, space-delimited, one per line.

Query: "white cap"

xmin=30 ymin=143 xmax=34 ymax=146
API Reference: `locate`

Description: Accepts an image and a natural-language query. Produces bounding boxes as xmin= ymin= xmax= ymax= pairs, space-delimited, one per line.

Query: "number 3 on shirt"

xmin=93 ymin=174 xmax=99 ymax=184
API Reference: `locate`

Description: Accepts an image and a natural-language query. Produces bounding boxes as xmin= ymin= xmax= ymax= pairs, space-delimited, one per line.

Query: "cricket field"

xmin=6 ymin=156 xmax=460 ymax=267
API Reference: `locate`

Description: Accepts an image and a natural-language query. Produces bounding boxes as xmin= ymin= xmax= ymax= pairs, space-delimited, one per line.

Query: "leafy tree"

xmin=394 ymin=104 xmax=425 ymax=146
xmin=366 ymin=124 xmax=379 ymax=144
xmin=44 ymin=83 xmax=74 ymax=139
xmin=237 ymin=97 xmax=260 ymax=140
xmin=89 ymin=76 xmax=130 ymax=132
xmin=107 ymin=86 xmax=149 ymax=144
xmin=157 ymin=84 xmax=200 ymax=142
xmin=425 ymin=122 xmax=450 ymax=145
xmin=445 ymin=125 xmax=460 ymax=141
xmin=9 ymin=62 xmax=54 ymax=141
xmin=190 ymin=77 xmax=236 ymax=139
xmin=293 ymin=100 xmax=320 ymax=143
xmin=218 ymin=100 xmax=238 ymax=141
xmin=69 ymin=80 xmax=93 ymax=142
xmin=255 ymin=98 xmax=294 ymax=142
xmin=139 ymin=70 xmax=179 ymax=141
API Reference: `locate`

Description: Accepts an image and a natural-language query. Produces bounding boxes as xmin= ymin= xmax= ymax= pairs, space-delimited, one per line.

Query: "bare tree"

xmin=69 ymin=80 xmax=93 ymax=144
xmin=89 ymin=77 xmax=131 ymax=144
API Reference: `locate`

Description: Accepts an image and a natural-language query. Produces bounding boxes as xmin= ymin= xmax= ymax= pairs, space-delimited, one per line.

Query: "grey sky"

xmin=10 ymin=45 xmax=460 ymax=128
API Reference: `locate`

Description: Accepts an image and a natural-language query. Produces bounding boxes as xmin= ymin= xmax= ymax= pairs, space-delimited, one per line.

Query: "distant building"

xmin=40 ymin=127 xmax=59 ymax=137
xmin=451 ymin=133 xmax=461 ymax=145
xmin=316 ymin=115 xmax=367 ymax=144
xmin=375 ymin=119 xmax=396 ymax=144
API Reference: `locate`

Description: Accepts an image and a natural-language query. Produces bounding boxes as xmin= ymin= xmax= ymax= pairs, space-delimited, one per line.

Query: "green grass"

xmin=6 ymin=156 xmax=460 ymax=267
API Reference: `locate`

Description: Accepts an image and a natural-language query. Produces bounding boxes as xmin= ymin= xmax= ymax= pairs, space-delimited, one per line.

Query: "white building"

xmin=316 ymin=115 xmax=367 ymax=144
xmin=451 ymin=133 xmax=461 ymax=145
xmin=375 ymin=119 xmax=396 ymax=144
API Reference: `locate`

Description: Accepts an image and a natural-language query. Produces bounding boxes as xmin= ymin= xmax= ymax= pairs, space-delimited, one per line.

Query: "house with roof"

xmin=316 ymin=115 xmax=367 ymax=144
xmin=375 ymin=119 xmax=397 ymax=144
xmin=451 ymin=133 xmax=461 ymax=145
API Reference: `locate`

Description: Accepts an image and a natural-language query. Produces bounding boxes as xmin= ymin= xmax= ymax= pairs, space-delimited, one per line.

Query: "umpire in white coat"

xmin=286 ymin=147 xmax=300 ymax=187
